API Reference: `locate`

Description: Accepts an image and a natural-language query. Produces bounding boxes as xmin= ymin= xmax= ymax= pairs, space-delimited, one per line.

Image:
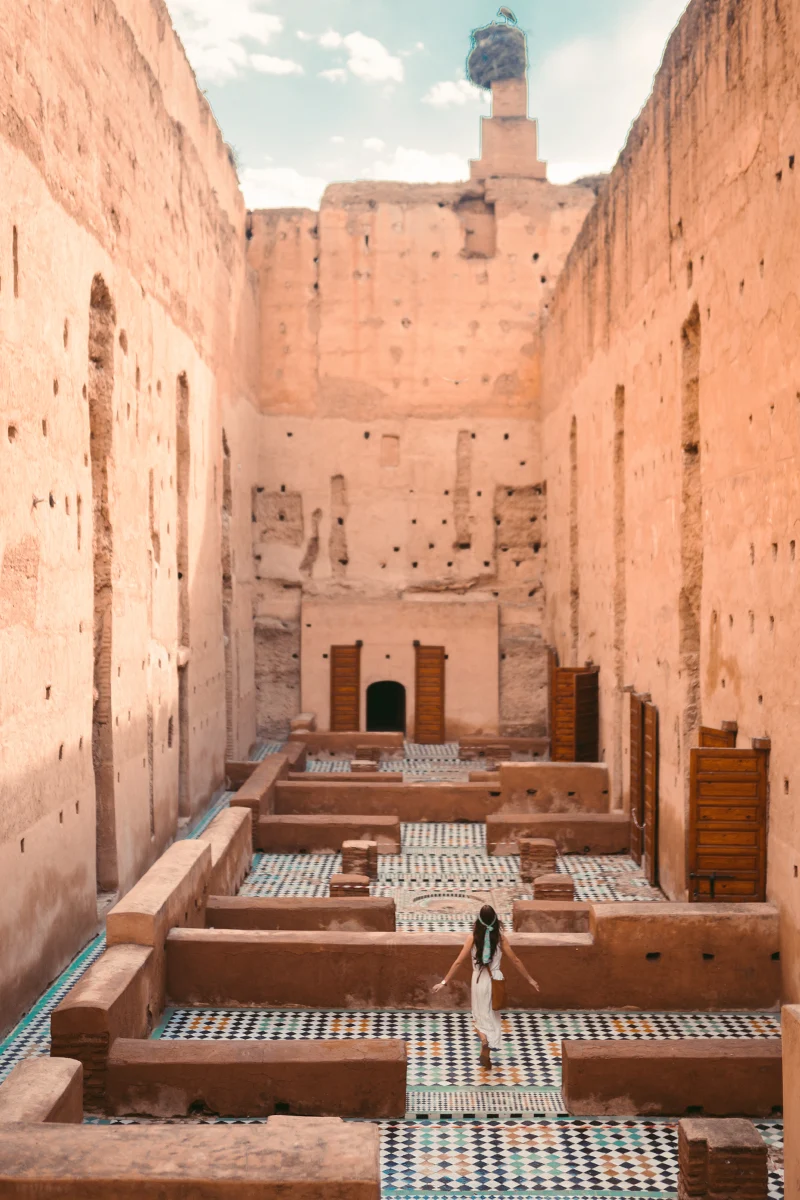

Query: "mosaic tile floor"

xmin=0 ymin=760 xmax=785 ymax=1198
xmin=240 ymin=820 xmax=664 ymax=930
xmin=80 ymin=1115 xmax=785 ymax=1200
xmin=380 ymin=1118 xmax=785 ymax=1199
xmin=155 ymin=1007 xmax=780 ymax=1094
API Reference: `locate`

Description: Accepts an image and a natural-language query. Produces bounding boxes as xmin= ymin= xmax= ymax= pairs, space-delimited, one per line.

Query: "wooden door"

xmin=629 ymin=693 xmax=645 ymax=865
xmin=574 ymin=669 xmax=599 ymax=762
xmin=329 ymin=644 xmax=361 ymax=732
xmin=642 ymin=700 xmax=659 ymax=886
xmin=699 ymin=723 xmax=738 ymax=749
xmin=688 ymin=748 xmax=767 ymax=902
xmin=551 ymin=665 xmax=599 ymax=762
xmin=414 ymin=644 xmax=445 ymax=744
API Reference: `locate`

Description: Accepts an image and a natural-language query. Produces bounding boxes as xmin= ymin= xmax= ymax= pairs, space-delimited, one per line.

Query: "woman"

xmin=432 ymin=904 xmax=540 ymax=1069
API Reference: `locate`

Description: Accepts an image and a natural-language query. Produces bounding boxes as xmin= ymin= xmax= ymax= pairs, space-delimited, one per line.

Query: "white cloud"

xmin=363 ymin=137 xmax=386 ymax=152
xmin=362 ymin=146 xmax=469 ymax=185
xmin=168 ymin=0 xmax=283 ymax=83
xmin=319 ymin=30 xmax=344 ymax=49
xmin=250 ymin=54 xmax=304 ymax=75
xmin=330 ymin=135 xmax=346 ymax=145
xmin=535 ymin=0 xmax=689 ymax=171
xmin=343 ymin=32 xmax=403 ymax=83
xmin=313 ymin=29 xmax=403 ymax=84
xmin=241 ymin=164 xmax=327 ymax=210
xmin=423 ymin=79 xmax=488 ymax=108
xmin=296 ymin=30 xmax=314 ymax=41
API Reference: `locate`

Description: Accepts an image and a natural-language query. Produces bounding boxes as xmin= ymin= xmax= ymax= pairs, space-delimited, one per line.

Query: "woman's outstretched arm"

xmin=500 ymin=932 xmax=540 ymax=992
xmin=431 ymin=933 xmax=473 ymax=992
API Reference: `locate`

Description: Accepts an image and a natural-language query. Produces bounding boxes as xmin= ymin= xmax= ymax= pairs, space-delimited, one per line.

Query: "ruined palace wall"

xmin=540 ymin=0 xmax=800 ymax=993
xmin=0 ymin=0 xmax=259 ymax=1034
xmin=248 ymin=180 xmax=594 ymax=737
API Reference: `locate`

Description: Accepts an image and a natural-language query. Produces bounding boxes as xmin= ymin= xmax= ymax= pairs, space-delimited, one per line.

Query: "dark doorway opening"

xmin=367 ymin=681 xmax=406 ymax=734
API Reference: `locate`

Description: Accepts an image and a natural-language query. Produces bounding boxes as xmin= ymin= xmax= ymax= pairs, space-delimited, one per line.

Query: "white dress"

xmin=471 ymin=943 xmax=504 ymax=1051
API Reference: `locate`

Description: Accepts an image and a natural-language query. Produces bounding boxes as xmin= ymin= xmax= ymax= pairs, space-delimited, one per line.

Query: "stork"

xmin=497 ymin=7 xmax=518 ymax=25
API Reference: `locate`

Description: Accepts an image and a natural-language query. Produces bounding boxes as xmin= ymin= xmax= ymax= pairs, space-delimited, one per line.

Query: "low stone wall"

xmin=274 ymin=782 xmax=497 ymax=823
xmin=0 ymin=1060 xmax=83 ymax=1125
xmin=197 ymin=809 xmax=253 ymax=897
xmin=291 ymin=732 xmax=404 ymax=756
xmin=106 ymin=1038 xmax=407 ymax=1119
xmin=513 ymin=901 xmax=591 ymax=933
xmin=0 ymin=1116 xmax=381 ymax=1197
xmin=459 ymin=736 xmax=549 ymax=758
xmin=166 ymin=904 xmax=780 ymax=1011
xmin=106 ymin=840 xmax=212 ymax=1015
xmin=288 ymin=772 xmax=403 ymax=784
xmin=206 ymin=897 xmax=396 ymax=933
xmin=487 ymin=812 xmax=629 ymax=854
xmin=258 ymin=815 xmax=401 ymax=854
xmin=50 ymin=945 xmax=156 ymax=1110
xmin=497 ymin=763 xmax=610 ymax=813
xmin=562 ymin=1040 xmax=782 ymax=1116
xmin=229 ymin=754 xmax=293 ymax=822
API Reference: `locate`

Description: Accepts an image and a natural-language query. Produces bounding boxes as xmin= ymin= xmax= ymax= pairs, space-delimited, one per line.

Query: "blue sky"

xmin=166 ymin=0 xmax=689 ymax=208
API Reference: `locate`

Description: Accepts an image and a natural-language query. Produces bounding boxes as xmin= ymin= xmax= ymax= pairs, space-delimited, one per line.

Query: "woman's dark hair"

xmin=473 ymin=904 xmax=502 ymax=970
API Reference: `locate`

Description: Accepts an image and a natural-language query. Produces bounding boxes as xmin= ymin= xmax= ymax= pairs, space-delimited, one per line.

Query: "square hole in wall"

xmin=381 ymin=435 xmax=400 ymax=467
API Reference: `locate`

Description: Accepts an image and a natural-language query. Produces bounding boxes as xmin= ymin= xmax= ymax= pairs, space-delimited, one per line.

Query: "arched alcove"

xmin=366 ymin=681 xmax=406 ymax=734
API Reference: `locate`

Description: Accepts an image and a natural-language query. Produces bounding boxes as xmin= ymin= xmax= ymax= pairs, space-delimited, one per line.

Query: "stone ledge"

xmin=50 ymin=945 xmax=155 ymax=1111
xmin=487 ymin=811 xmax=630 ymax=854
xmin=258 ymin=814 xmax=401 ymax=854
xmin=206 ymin=896 xmax=396 ymax=932
xmin=0 ymin=1059 xmax=83 ymax=1125
xmin=563 ymin=1040 xmax=782 ymax=1117
xmin=197 ymin=808 xmax=252 ymax=897
xmin=106 ymin=1037 xmax=407 ymax=1119
xmin=0 ymin=1116 xmax=381 ymax=1197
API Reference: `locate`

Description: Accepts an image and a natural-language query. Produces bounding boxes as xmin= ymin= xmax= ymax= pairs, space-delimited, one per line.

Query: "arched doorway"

xmin=366 ymin=681 xmax=406 ymax=734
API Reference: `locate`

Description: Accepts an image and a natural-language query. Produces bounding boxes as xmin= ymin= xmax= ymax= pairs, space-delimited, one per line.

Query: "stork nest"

xmin=467 ymin=22 xmax=527 ymax=91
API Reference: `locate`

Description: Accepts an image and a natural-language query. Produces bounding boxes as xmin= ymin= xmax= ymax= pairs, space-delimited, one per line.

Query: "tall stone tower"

xmin=467 ymin=20 xmax=546 ymax=181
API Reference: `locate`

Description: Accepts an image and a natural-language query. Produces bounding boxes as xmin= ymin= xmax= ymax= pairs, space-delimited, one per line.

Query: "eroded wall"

xmin=248 ymin=178 xmax=595 ymax=737
xmin=0 ymin=0 xmax=259 ymax=1033
xmin=540 ymin=0 xmax=800 ymax=996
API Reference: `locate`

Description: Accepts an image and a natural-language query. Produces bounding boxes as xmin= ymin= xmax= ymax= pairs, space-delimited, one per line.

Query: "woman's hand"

xmin=432 ymin=980 xmax=448 ymax=993
xmin=528 ymin=976 xmax=541 ymax=993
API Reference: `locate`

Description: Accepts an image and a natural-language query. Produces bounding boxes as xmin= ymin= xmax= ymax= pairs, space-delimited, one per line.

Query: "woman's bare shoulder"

xmin=463 ymin=931 xmax=475 ymax=949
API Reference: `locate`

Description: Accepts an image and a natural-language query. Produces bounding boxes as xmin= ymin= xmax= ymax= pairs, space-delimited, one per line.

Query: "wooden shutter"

xmin=699 ymin=723 xmax=738 ymax=749
xmin=329 ymin=644 xmax=361 ymax=732
xmin=629 ymin=693 xmax=645 ymax=865
xmin=574 ymin=668 xmax=599 ymax=762
xmin=551 ymin=665 xmax=599 ymax=762
xmin=642 ymin=700 xmax=659 ymax=886
xmin=414 ymin=644 xmax=445 ymax=744
xmin=688 ymin=748 xmax=767 ymax=902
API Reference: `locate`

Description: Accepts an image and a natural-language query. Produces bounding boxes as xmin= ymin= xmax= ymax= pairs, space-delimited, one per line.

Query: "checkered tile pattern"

xmin=155 ymin=1008 xmax=780 ymax=1091
xmin=403 ymin=824 xmax=487 ymax=851
xmin=381 ymin=1119 xmax=785 ymax=1199
xmin=80 ymin=1115 xmax=784 ymax=1200
xmin=240 ymin=843 xmax=662 ymax=928
xmin=0 ymin=934 xmax=106 ymax=1085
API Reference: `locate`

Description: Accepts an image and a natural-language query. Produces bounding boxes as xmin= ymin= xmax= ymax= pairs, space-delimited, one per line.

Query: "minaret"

xmin=467 ymin=19 xmax=547 ymax=182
